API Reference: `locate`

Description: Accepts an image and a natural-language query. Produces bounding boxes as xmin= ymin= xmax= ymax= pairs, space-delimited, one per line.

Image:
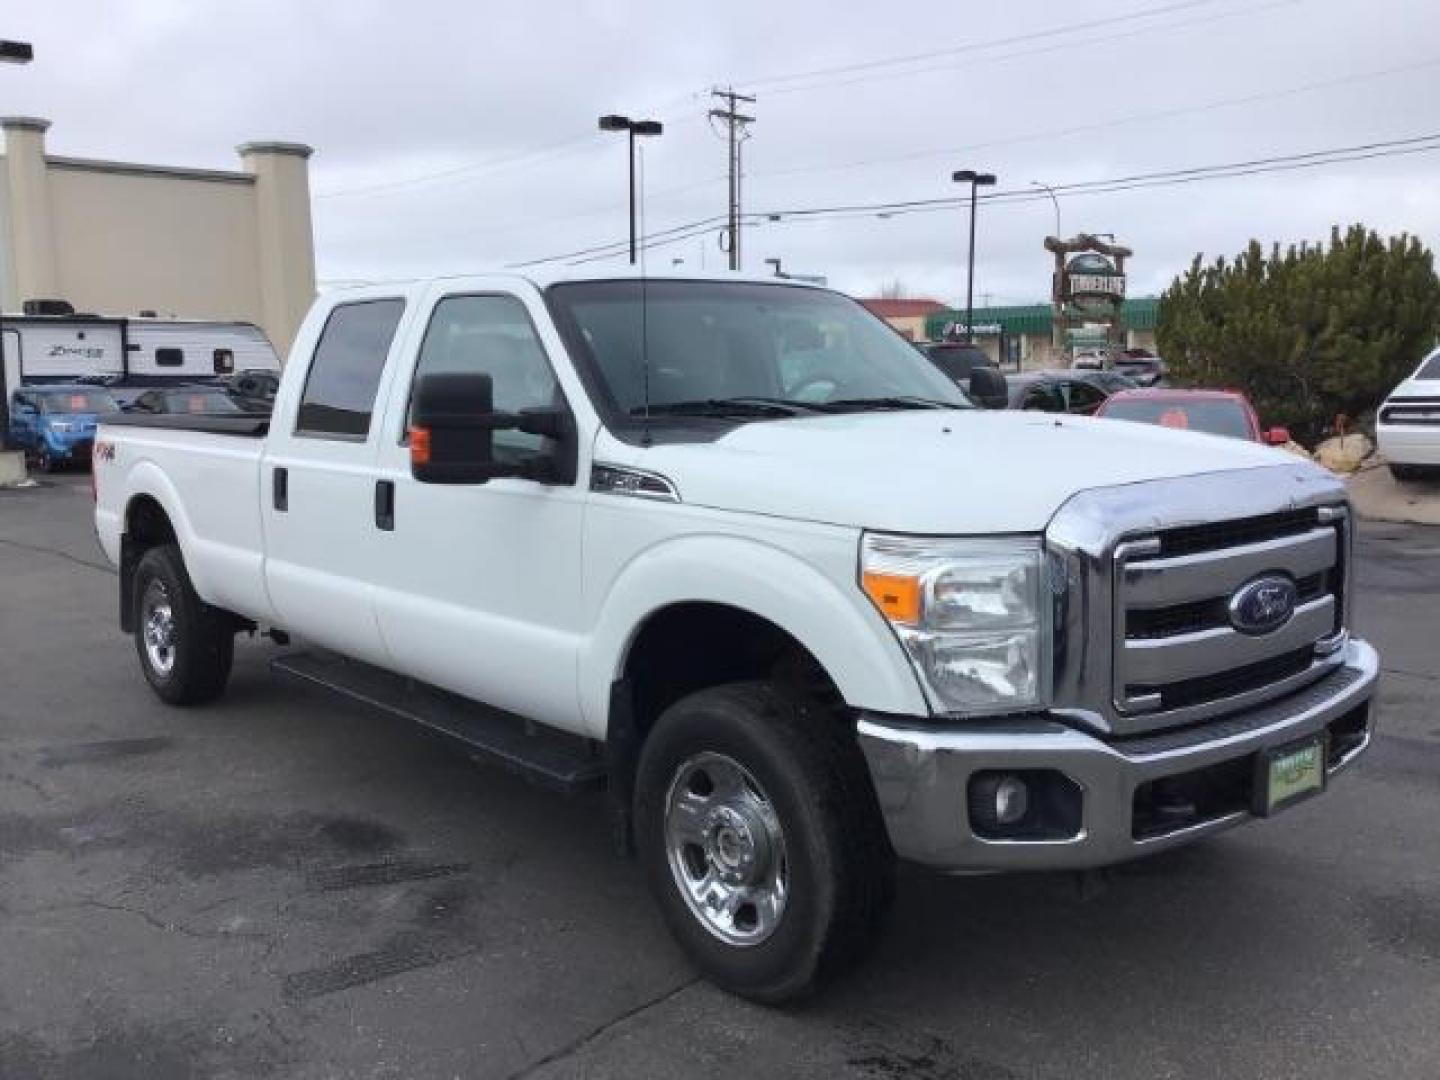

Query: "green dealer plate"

xmin=1257 ymin=735 xmax=1326 ymax=816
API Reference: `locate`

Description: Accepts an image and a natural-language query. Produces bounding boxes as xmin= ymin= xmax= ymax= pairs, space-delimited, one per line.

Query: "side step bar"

xmin=271 ymin=651 xmax=606 ymax=795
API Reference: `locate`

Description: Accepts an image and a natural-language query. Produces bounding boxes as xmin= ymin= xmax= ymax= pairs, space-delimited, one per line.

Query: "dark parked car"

xmin=124 ymin=386 xmax=268 ymax=416
xmin=1114 ymin=350 xmax=1167 ymax=386
xmin=921 ymin=342 xmax=1008 ymax=408
xmin=1006 ymin=370 xmax=1137 ymax=415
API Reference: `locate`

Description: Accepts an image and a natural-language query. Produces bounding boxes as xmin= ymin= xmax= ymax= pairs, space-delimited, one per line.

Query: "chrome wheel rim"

xmin=663 ymin=751 xmax=788 ymax=947
xmin=140 ymin=580 xmax=177 ymax=676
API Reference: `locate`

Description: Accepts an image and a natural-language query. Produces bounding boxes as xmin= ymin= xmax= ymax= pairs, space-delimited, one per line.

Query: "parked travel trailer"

xmin=1 ymin=309 xmax=279 ymax=402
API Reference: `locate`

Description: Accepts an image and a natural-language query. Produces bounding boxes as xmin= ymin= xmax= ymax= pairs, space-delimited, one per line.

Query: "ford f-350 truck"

xmin=93 ymin=271 xmax=1378 ymax=1002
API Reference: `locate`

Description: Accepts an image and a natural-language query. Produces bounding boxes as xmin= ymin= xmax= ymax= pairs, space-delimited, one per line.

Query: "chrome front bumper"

xmin=857 ymin=638 xmax=1379 ymax=871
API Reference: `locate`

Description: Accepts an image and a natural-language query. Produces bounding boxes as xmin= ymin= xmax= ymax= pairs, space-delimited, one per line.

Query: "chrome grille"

xmin=1113 ymin=510 xmax=1347 ymax=723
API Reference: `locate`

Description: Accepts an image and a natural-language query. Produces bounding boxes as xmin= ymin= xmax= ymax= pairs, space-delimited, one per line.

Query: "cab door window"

xmin=409 ymin=294 xmax=563 ymax=463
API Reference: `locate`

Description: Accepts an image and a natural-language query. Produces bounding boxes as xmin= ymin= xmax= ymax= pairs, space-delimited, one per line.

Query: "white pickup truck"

xmin=94 ymin=271 xmax=1378 ymax=1001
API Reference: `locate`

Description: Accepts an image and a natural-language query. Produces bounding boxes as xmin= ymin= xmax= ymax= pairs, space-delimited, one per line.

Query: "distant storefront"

xmin=923 ymin=298 xmax=1160 ymax=370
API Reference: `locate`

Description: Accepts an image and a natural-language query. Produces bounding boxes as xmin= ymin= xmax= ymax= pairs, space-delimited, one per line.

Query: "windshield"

xmin=1102 ymin=397 xmax=1255 ymax=439
xmin=547 ymin=281 xmax=969 ymax=420
xmin=1415 ymin=349 xmax=1440 ymax=380
xmin=38 ymin=391 xmax=118 ymax=415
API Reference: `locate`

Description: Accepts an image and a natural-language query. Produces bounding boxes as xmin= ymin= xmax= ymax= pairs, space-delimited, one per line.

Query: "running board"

xmin=270 ymin=651 xmax=605 ymax=794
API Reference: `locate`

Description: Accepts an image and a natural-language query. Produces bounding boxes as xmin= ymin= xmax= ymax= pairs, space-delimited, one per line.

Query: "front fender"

xmin=579 ymin=533 xmax=929 ymax=735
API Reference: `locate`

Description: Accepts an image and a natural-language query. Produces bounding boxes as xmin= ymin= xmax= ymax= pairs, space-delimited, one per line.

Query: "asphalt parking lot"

xmin=2 ymin=475 xmax=1438 ymax=1080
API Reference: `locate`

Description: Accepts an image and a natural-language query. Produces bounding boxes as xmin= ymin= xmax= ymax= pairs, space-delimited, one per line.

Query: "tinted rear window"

xmin=295 ymin=300 xmax=405 ymax=438
xmin=1102 ymin=398 xmax=1254 ymax=439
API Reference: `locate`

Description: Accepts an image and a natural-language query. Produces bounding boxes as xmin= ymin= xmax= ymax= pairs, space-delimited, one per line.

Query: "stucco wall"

xmin=1 ymin=119 xmax=315 ymax=354
xmin=46 ymin=164 xmax=264 ymax=325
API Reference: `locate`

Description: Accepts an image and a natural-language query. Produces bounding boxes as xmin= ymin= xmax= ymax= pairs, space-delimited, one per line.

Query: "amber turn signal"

xmin=409 ymin=426 xmax=432 ymax=466
xmin=862 ymin=570 xmax=921 ymax=624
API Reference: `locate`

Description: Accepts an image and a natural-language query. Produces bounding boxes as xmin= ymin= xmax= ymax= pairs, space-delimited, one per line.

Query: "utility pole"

xmin=709 ymin=87 xmax=755 ymax=271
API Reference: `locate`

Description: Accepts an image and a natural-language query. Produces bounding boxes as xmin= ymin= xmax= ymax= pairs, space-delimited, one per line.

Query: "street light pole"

xmin=1031 ymin=180 xmax=1061 ymax=238
xmin=599 ymin=114 xmax=663 ymax=265
xmin=952 ymin=169 xmax=996 ymax=344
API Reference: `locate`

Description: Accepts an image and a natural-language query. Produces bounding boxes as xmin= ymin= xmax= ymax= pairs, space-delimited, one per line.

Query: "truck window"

xmin=295 ymin=299 xmax=406 ymax=439
xmin=408 ymin=294 xmax=560 ymax=461
xmin=156 ymin=347 xmax=184 ymax=367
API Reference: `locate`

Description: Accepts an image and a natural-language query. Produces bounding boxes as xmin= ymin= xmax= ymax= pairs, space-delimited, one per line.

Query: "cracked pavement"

xmin=2 ymin=476 xmax=1438 ymax=1079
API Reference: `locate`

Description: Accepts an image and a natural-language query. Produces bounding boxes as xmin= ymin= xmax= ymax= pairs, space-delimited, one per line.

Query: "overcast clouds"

xmin=6 ymin=0 xmax=1438 ymax=305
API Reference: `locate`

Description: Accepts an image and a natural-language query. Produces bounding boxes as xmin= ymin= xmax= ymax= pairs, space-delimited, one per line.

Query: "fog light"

xmin=993 ymin=775 xmax=1029 ymax=824
xmin=968 ymin=772 xmax=1031 ymax=832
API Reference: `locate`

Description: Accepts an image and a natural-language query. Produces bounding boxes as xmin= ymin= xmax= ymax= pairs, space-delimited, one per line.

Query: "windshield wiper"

xmin=807 ymin=396 xmax=962 ymax=413
xmin=630 ymin=397 xmax=818 ymax=419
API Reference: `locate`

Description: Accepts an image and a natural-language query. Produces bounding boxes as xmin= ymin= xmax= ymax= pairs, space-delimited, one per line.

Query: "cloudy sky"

xmin=6 ymin=0 xmax=1438 ymax=306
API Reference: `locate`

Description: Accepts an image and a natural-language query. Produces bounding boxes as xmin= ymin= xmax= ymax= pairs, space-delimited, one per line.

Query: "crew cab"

xmin=1376 ymin=347 xmax=1440 ymax=480
xmin=93 ymin=271 xmax=1379 ymax=1002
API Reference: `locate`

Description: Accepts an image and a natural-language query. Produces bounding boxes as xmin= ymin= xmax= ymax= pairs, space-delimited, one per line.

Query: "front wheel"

xmin=133 ymin=544 xmax=234 ymax=705
xmin=634 ymin=681 xmax=893 ymax=1003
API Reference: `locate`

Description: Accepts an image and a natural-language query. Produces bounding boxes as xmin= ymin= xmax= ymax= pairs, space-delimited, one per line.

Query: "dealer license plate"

xmin=1257 ymin=735 xmax=1326 ymax=815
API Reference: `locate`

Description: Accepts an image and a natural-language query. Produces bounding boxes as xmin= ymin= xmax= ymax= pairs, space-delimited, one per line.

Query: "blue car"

xmin=7 ymin=385 xmax=120 ymax=472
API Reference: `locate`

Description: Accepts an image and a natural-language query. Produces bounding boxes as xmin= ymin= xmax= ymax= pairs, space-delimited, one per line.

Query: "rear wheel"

xmin=133 ymin=544 xmax=234 ymax=704
xmin=634 ymin=681 xmax=892 ymax=1003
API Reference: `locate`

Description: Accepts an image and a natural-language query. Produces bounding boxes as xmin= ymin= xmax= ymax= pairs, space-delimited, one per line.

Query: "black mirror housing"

xmin=410 ymin=372 xmax=577 ymax=485
xmin=411 ymin=372 xmax=508 ymax=484
xmin=968 ymin=365 xmax=1009 ymax=410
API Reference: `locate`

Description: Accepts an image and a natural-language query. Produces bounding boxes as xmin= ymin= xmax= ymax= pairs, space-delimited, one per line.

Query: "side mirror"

xmin=1264 ymin=426 xmax=1291 ymax=446
xmin=409 ymin=372 xmax=573 ymax=485
xmin=968 ymin=366 xmax=1009 ymax=410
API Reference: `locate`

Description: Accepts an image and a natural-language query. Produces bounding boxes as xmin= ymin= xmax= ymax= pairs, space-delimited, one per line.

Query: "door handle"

xmin=273 ymin=466 xmax=288 ymax=511
xmin=375 ymin=479 xmax=395 ymax=531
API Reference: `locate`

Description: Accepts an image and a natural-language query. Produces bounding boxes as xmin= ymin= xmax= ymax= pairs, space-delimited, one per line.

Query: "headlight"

xmin=861 ymin=534 xmax=1051 ymax=715
xmin=48 ymin=421 xmax=78 ymax=433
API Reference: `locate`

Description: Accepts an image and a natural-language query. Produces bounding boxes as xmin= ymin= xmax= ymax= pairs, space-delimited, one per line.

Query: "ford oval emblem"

xmin=1228 ymin=574 xmax=1298 ymax=635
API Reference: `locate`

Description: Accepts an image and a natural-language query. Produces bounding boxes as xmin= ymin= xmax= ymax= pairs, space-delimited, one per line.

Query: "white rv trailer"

xmin=1 ymin=312 xmax=279 ymax=404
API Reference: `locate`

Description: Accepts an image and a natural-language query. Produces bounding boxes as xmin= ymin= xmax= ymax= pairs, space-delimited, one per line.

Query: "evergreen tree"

xmin=1156 ymin=225 xmax=1440 ymax=442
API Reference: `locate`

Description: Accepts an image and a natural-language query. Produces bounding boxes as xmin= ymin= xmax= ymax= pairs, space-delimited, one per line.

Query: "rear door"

xmin=261 ymin=293 xmax=413 ymax=667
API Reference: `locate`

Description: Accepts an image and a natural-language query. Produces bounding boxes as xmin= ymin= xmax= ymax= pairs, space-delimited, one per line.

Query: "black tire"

xmin=132 ymin=544 xmax=234 ymax=705
xmin=36 ymin=447 xmax=56 ymax=474
xmin=634 ymin=681 xmax=893 ymax=1003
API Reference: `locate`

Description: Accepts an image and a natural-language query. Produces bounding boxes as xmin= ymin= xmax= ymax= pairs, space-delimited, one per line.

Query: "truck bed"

xmin=99 ymin=412 xmax=270 ymax=436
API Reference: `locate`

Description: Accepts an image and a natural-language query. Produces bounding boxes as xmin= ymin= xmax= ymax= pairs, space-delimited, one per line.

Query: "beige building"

xmin=0 ymin=117 xmax=316 ymax=354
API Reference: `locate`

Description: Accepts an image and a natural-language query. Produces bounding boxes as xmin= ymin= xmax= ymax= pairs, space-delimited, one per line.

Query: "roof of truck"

xmin=323 ymin=267 xmax=832 ymax=297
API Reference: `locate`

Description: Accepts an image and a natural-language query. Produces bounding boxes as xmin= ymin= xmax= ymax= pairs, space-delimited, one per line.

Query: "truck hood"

xmin=633 ymin=409 xmax=1314 ymax=533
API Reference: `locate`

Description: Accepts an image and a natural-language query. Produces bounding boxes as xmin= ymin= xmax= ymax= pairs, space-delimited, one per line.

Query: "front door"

xmin=369 ymin=288 xmax=590 ymax=734
xmin=261 ymin=296 xmax=410 ymax=667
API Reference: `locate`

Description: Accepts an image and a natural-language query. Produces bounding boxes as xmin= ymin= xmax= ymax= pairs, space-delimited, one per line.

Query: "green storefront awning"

xmin=924 ymin=297 xmax=1159 ymax=340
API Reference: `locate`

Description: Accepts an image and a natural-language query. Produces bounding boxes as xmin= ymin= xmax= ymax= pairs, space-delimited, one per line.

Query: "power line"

xmin=739 ymin=0 xmax=1223 ymax=89
xmin=758 ymin=0 xmax=1298 ymax=98
xmin=506 ymin=213 xmax=727 ymax=268
xmin=748 ymin=55 xmax=1440 ymax=183
xmin=505 ymin=134 xmax=1440 ymax=270
xmin=752 ymin=133 xmax=1440 ymax=221
xmin=314 ymin=94 xmax=707 ymax=201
